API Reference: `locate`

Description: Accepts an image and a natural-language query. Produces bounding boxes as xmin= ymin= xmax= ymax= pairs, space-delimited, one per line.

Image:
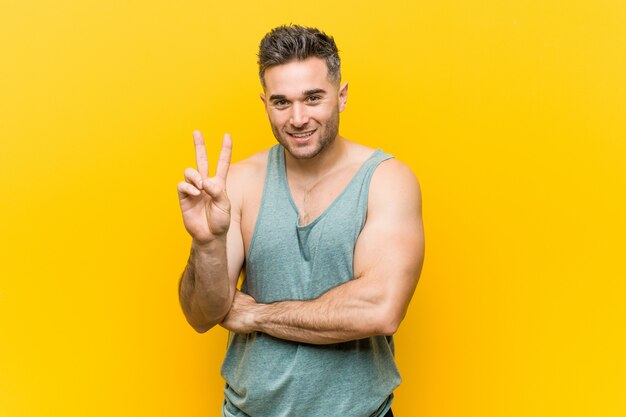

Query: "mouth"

xmin=287 ymin=129 xmax=317 ymax=142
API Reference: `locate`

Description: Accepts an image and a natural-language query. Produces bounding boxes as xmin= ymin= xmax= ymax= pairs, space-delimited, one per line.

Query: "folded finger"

xmin=184 ymin=167 xmax=203 ymax=189
xmin=177 ymin=181 xmax=201 ymax=198
xmin=202 ymin=177 xmax=227 ymax=202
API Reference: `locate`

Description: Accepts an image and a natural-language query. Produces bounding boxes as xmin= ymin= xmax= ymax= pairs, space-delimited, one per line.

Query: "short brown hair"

xmin=257 ymin=24 xmax=341 ymax=88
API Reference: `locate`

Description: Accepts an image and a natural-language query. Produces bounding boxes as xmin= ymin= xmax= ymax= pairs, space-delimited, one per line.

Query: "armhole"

xmin=358 ymin=154 xmax=395 ymax=231
xmin=245 ymin=146 xmax=276 ymax=262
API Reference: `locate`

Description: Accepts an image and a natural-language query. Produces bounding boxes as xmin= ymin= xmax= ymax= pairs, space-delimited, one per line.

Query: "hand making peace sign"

xmin=177 ymin=130 xmax=232 ymax=245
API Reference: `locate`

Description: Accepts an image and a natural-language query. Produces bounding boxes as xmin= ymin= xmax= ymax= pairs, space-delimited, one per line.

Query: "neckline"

xmin=278 ymin=145 xmax=382 ymax=230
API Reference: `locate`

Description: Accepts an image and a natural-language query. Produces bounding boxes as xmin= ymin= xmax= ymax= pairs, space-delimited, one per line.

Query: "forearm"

xmin=179 ymin=237 xmax=233 ymax=332
xmin=252 ymin=277 xmax=396 ymax=344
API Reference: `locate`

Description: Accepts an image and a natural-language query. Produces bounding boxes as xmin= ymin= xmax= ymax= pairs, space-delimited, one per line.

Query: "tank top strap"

xmin=345 ymin=149 xmax=395 ymax=228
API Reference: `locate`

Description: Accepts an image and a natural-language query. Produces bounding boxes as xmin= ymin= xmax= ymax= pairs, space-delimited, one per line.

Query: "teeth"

xmin=291 ymin=131 xmax=314 ymax=138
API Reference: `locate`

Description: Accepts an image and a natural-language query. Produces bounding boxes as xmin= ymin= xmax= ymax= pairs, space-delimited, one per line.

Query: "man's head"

xmin=257 ymin=24 xmax=341 ymax=90
xmin=258 ymin=25 xmax=348 ymax=160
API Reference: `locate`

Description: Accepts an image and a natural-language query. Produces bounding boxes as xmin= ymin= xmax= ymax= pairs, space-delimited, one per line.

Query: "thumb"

xmin=202 ymin=177 xmax=228 ymax=203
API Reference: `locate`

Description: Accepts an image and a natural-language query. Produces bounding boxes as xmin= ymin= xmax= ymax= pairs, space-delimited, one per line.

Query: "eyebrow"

xmin=269 ymin=88 xmax=328 ymax=102
xmin=303 ymin=88 xmax=326 ymax=96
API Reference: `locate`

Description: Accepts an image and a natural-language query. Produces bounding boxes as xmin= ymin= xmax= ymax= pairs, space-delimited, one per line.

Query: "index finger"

xmin=215 ymin=133 xmax=232 ymax=180
xmin=193 ymin=130 xmax=209 ymax=179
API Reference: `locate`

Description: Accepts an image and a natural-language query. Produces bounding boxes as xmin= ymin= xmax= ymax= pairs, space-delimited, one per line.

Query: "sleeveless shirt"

xmin=220 ymin=144 xmax=401 ymax=417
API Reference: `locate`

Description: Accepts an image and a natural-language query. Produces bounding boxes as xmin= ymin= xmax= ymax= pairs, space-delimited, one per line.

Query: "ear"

xmin=260 ymin=93 xmax=269 ymax=115
xmin=338 ymin=82 xmax=349 ymax=113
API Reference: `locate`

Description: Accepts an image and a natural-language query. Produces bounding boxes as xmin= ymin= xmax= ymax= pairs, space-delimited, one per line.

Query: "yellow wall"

xmin=1 ymin=1 xmax=625 ymax=416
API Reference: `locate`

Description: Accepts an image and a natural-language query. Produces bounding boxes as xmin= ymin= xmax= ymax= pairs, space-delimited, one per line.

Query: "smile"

xmin=288 ymin=130 xmax=316 ymax=139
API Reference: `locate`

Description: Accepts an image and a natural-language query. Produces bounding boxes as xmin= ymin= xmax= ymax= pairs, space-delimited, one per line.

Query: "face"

xmin=260 ymin=57 xmax=348 ymax=160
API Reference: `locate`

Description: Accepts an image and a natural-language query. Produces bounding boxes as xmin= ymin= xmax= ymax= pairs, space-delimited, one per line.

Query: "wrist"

xmin=192 ymin=235 xmax=226 ymax=252
xmin=250 ymin=302 xmax=270 ymax=333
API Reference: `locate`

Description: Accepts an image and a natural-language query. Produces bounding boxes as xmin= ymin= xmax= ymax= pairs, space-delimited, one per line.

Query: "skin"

xmin=177 ymin=56 xmax=425 ymax=343
xmin=261 ymin=57 xmax=344 ymax=162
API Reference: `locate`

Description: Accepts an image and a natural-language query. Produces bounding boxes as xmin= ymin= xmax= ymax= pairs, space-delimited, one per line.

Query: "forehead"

xmin=263 ymin=57 xmax=332 ymax=96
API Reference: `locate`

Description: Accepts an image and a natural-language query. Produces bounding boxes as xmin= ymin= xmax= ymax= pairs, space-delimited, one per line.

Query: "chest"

xmin=239 ymin=171 xmax=355 ymax=254
xmin=287 ymin=169 xmax=358 ymax=226
xmin=241 ymin=165 xmax=368 ymax=302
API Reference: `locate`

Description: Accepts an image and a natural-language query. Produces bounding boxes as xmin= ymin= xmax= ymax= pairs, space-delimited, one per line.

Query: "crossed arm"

xmin=220 ymin=160 xmax=425 ymax=344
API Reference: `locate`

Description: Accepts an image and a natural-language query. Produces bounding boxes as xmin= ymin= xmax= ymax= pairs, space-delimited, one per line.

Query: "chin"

xmin=281 ymin=143 xmax=317 ymax=160
xmin=284 ymin=138 xmax=334 ymax=160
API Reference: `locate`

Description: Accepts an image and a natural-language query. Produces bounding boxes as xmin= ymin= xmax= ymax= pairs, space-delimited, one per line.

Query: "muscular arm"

xmin=177 ymin=132 xmax=245 ymax=333
xmin=178 ymin=222 xmax=243 ymax=333
xmin=221 ymin=159 xmax=424 ymax=344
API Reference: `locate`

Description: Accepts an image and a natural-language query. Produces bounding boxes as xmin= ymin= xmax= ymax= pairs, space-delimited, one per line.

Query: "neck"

xmin=284 ymin=135 xmax=347 ymax=180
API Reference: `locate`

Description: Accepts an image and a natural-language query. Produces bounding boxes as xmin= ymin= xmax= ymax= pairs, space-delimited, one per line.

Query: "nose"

xmin=289 ymin=102 xmax=309 ymax=128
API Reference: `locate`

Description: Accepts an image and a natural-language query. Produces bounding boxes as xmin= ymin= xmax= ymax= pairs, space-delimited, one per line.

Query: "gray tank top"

xmin=221 ymin=144 xmax=401 ymax=417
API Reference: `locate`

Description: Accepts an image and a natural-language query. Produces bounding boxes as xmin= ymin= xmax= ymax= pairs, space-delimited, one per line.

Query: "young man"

xmin=177 ymin=25 xmax=424 ymax=417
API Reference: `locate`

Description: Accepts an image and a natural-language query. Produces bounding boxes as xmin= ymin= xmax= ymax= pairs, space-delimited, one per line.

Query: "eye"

xmin=306 ymin=95 xmax=321 ymax=103
xmin=273 ymin=99 xmax=289 ymax=108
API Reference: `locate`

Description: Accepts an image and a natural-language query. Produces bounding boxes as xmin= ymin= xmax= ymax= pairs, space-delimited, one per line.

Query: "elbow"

xmin=186 ymin=314 xmax=223 ymax=334
xmin=378 ymin=319 xmax=400 ymax=336
xmin=181 ymin=291 xmax=233 ymax=334
xmin=374 ymin=305 xmax=403 ymax=336
xmin=184 ymin=313 xmax=215 ymax=334
xmin=191 ymin=322 xmax=211 ymax=334
xmin=182 ymin=302 xmax=230 ymax=334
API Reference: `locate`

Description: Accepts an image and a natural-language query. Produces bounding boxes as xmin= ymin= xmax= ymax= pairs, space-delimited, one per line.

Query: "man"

xmin=177 ymin=25 xmax=424 ymax=417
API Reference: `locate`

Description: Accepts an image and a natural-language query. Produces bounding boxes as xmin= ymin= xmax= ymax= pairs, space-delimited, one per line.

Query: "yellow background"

xmin=1 ymin=0 xmax=625 ymax=416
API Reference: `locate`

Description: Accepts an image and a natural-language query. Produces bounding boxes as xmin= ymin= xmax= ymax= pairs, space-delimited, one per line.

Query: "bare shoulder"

xmin=226 ymin=149 xmax=270 ymax=215
xmin=345 ymin=140 xmax=377 ymax=162
xmin=369 ymin=157 xmax=422 ymax=211
xmin=228 ymin=149 xmax=269 ymax=184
